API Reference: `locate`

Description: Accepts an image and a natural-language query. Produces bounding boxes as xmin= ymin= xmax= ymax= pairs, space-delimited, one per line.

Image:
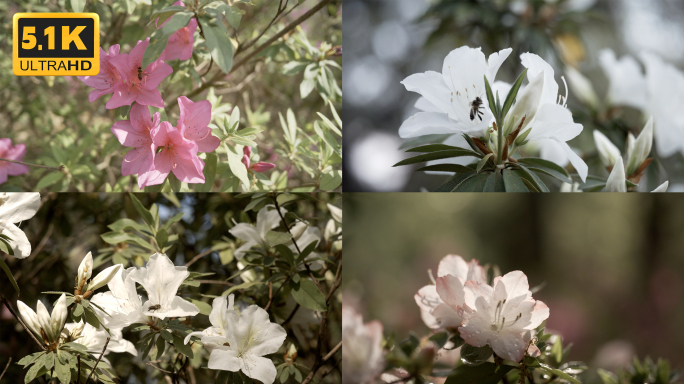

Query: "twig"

xmin=147 ymin=362 xmax=174 ymax=374
xmin=0 ymin=357 xmax=11 ymax=382
xmin=185 ymin=248 xmax=214 ymax=268
xmin=195 ymin=279 xmax=235 ymax=286
xmin=280 ymin=303 xmax=299 ymax=326
xmin=28 ymin=223 xmax=54 ymax=259
xmin=0 ymin=293 xmax=46 ymax=350
xmin=0 ymin=158 xmax=65 ymax=172
xmin=85 ymin=337 xmax=110 ymax=383
xmin=77 ymin=355 xmax=81 ymax=384
xmin=236 ymin=0 xmax=288 ymax=55
xmin=322 ymin=341 xmax=341 ymax=362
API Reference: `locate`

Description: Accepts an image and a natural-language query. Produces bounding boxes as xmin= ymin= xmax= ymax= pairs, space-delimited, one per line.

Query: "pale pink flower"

xmin=414 ymin=255 xmax=487 ymax=329
xmin=108 ymin=39 xmax=173 ymax=109
xmin=161 ymin=19 xmax=198 ymax=61
xmin=111 ymin=103 xmax=166 ymax=189
xmin=455 ymin=271 xmax=549 ymax=362
xmin=0 ymin=139 xmax=30 ymax=184
xmin=151 ymin=122 xmax=205 ymax=184
xmin=342 ymin=306 xmax=385 ymax=384
xmin=242 ymin=146 xmax=276 ymax=173
xmin=78 ymin=45 xmax=122 ymax=102
xmin=177 ymin=96 xmax=220 ymax=152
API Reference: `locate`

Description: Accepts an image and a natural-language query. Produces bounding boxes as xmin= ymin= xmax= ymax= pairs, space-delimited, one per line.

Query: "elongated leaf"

xmin=483 ymin=75 xmax=497 ymax=120
xmin=70 ymin=0 xmax=85 ymax=12
xmin=394 ymin=150 xmax=483 ymax=167
xmin=129 ymin=194 xmax=155 ymax=228
xmin=200 ymin=12 xmax=234 ymax=74
xmin=501 ymin=68 xmax=528 ymax=120
xmin=149 ymin=5 xmax=187 ymax=26
xmin=461 ymin=344 xmax=493 ymax=365
xmin=454 ymin=173 xmax=489 ymax=192
xmin=415 ymin=164 xmax=473 ymax=174
xmin=405 ymin=144 xmax=466 ymax=153
xmin=462 ymin=134 xmax=485 ymax=155
xmin=36 ymin=172 xmax=65 ymax=190
xmin=265 ymin=231 xmax=292 ymax=247
xmin=0 ymin=257 xmax=19 ymax=294
xmin=514 ymin=164 xmax=550 ymax=192
xmin=445 ymin=362 xmax=517 ymax=384
xmin=503 ymin=169 xmax=529 ymax=192
xmin=173 ymin=334 xmax=194 ymax=358
xmin=196 ymin=152 xmax=218 ymax=192
xmin=434 ymin=172 xmax=477 ymax=192
xmin=291 ymin=279 xmax=327 ymax=312
xmin=476 ymin=153 xmax=494 ymax=173
xmin=540 ymin=364 xmax=581 ymax=384
xmin=143 ymin=12 xmax=193 ymax=68
xmin=517 ymin=157 xmax=572 ymax=184
xmin=483 ymin=170 xmax=505 ymax=192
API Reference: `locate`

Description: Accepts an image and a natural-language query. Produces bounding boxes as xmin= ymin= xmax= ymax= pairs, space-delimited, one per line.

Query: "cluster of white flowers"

xmin=415 ymin=255 xmax=549 ymax=362
xmin=400 ymin=45 xmax=588 ymax=181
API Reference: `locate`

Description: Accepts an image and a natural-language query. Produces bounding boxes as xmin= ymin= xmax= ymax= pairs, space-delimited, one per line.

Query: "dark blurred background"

xmin=344 ymin=193 xmax=684 ymax=371
xmin=343 ymin=0 xmax=684 ymax=191
xmin=0 ymin=192 xmax=340 ymax=383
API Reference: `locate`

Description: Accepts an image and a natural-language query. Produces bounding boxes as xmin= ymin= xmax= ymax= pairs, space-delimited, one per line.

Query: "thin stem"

xmin=280 ymin=303 xmax=299 ymax=326
xmin=85 ymin=337 xmax=110 ymax=383
xmin=185 ymin=248 xmax=215 ymax=268
xmin=0 ymin=357 xmax=11 ymax=382
xmin=0 ymin=293 xmax=46 ymax=350
xmin=0 ymin=158 xmax=65 ymax=172
xmin=322 ymin=341 xmax=341 ymax=362
xmin=77 ymin=355 xmax=81 ymax=384
xmin=496 ymin=121 xmax=504 ymax=165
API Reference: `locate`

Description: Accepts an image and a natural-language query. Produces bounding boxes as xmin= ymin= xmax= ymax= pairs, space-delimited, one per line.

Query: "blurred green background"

xmin=344 ymin=194 xmax=684 ymax=370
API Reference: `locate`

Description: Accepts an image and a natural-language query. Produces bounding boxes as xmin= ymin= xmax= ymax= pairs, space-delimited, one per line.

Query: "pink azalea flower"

xmin=241 ymin=146 xmax=276 ymax=173
xmin=111 ymin=103 xmax=166 ymax=189
xmin=108 ymin=39 xmax=173 ymax=109
xmin=0 ymin=139 xmax=30 ymax=184
xmin=160 ymin=19 xmax=198 ymax=61
xmin=176 ymin=96 xmax=220 ymax=152
xmin=151 ymin=122 xmax=205 ymax=184
xmin=78 ymin=45 xmax=122 ymax=102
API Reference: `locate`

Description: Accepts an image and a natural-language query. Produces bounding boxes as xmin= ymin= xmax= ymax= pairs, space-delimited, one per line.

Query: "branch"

xmin=185 ymin=248 xmax=215 ymax=268
xmin=0 ymin=357 xmax=11 ymax=382
xmin=0 ymin=158 xmax=65 ymax=172
xmin=323 ymin=341 xmax=341 ymax=362
xmin=77 ymin=355 xmax=81 ymax=384
xmin=235 ymin=0 xmax=288 ymax=55
xmin=85 ymin=337 xmax=110 ymax=384
xmin=0 ymin=293 xmax=46 ymax=350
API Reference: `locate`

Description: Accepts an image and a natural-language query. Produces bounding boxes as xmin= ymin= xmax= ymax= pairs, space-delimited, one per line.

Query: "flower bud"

xmin=327 ymin=203 xmax=342 ymax=224
xmin=593 ymin=130 xmax=621 ymax=168
xmin=36 ymin=300 xmax=56 ymax=342
xmin=625 ymin=117 xmax=654 ymax=176
xmin=77 ymin=252 xmax=93 ymax=289
xmin=605 ymin=156 xmax=626 ymax=192
xmin=50 ymin=294 xmax=68 ymax=340
xmin=504 ymin=70 xmax=544 ymax=136
xmin=86 ymin=264 xmax=122 ymax=291
xmin=652 ymin=181 xmax=669 ymax=193
xmin=565 ymin=66 xmax=599 ymax=110
xmin=16 ymin=300 xmax=42 ymax=338
xmin=250 ymin=162 xmax=276 ymax=173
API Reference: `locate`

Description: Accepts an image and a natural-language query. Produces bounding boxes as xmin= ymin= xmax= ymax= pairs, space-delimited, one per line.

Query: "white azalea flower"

xmin=63 ymin=321 xmax=137 ymax=357
xmin=399 ymin=46 xmax=512 ymax=138
xmin=598 ymin=49 xmax=647 ymax=111
xmin=641 ymin=52 xmax=684 ymax=157
xmin=593 ymin=130 xmax=621 ymax=168
xmin=564 ymin=66 xmax=599 ymax=109
xmin=207 ymin=304 xmax=287 ymax=384
xmin=327 ymin=203 xmax=342 ymax=224
xmin=0 ymin=192 xmax=40 ymax=259
xmin=517 ymin=53 xmax=588 ymax=181
xmin=324 ymin=219 xmax=342 ymax=251
xmin=414 ymin=255 xmax=486 ymax=329
xmin=87 ymin=264 xmax=122 ymax=292
xmin=229 ymin=205 xmax=286 ymax=259
xmin=456 ymin=271 xmax=549 ymax=362
xmin=90 ymin=267 xmax=147 ymax=328
xmin=17 ymin=293 xmax=67 ymax=344
xmin=184 ymin=295 xmax=237 ymax=351
xmin=289 ymin=222 xmax=323 ymax=270
xmin=129 ymin=253 xmax=199 ymax=320
xmin=342 ymin=306 xmax=384 ymax=384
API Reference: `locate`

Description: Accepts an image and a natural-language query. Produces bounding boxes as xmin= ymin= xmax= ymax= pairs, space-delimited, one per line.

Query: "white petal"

xmin=0 ymin=223 xmax=32 ymax=259
xmin=564 ymin=66 xmax=599 ymax=109
xmin=77 ymin=252 xmax=93 ymax=286
xmin=143 ymin=296 xmax=199 ymax=319
xmin=36 ymin=300 xmax=54 ymax=342
xmin=414 ymin=285 xmax=441 ymax=329
xmin=413 ymin=97 xmax=443 ymax=113
xmin=526 ymin=104 xmax=583 ymax=142
xmin=441 ymin=46 xmax=486 ymax=97
xmin=625 ymin=116 xmax=654 ymax=176
xmin=504 ymin=70 xmax=544 ymax=134
xmin=401 ymin=71 xmax=453 ymax=114
xmin=208 ymin=348 xmax=241 ymax=372
xmin=436 ymin=275 xmax=466 ymax=311
xmin=0 ymin=193 xmax=40 ymax=223
xmin=398 ymin=112 xmax=462 ymax=138
xmin=229 ymin=224 xmax=262 ymax=246
xmin=234 ymin=305 xmax=287 ymax=357
xmin=51 ymin=294 xmax=68 ymax=338
xmin=605 ymin=156 xmax=627 ymax=192
xmin=599 ymin=49 xmax=647 ymax=110
xmin=326 ymin=203 xmax=342 ymax=224
xmin=87 ymin=264 xmax=122 ymax=291
xmin=255 ymin=205 xmax=285 ymax=238
xmin=593 ymin=130 xmax=621 ymax=168
xmin=560 ymin=142 xmax=588 ymax=182
xmin=652 ymin=181 xmax=669 ymax=192
xmin=240 ymin=355 xmax=278 ymax=384
xmin=16 ymin=300 xmax=42 ymax=337
xmin=431 ymin=303 xmax=463 ymax=328
xmin=436 ymin=254 xmax=469 ymax=279
xmin=489 ymin=331 xmax=527 ymax=362
xmin=521 ymin=53 xmax=559 ymax=106
xmin=486 ymin=48 xmax=513 ymax=83
xmin=131 ymin=253 xmax=189 ymax=312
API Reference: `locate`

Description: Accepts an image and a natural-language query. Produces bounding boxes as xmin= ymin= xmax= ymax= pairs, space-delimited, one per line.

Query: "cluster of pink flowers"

xmin=0 ymin=139 xmax=30 ymax=185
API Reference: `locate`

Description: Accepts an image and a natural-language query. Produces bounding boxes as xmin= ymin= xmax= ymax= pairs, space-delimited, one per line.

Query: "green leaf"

xmin=162 ymin=212 xmax=185 ymax=231
xmin=222 ymin=281 xmax=264 ymax=296
xmin=70 ymin=0 xmax=85 ymax=12
xmin=444 ymin=362 xmax=517 ymax=384
xmin=190 ymin=299 xmax=212 ymax=316
xmin=143 ymin=12 xmax=193 ymax=68
xmin=540 ymin=364 xmax=582 ymax=384
xmin=514 ymin=164 xmax=550 ymax=193
xmin=290 ymin=279 xmax=327 ymax=312
xmin=196 ymin=152 xmax=218 ymax=192
xmin=405 ymin=144 xmax=468 ymax=153
xmin=394 ymin=150 xmax=483 ymax=167
xmin=503 ymin=169 xmax=529 ymax=192
xmin=320 ymin=170 xmax=342 ymax=191
xmin=460 ymin=344 xmax=493 ymax=365
xmin=225 ymin=144 xmax=250 ymax=189
xmin=476 ymin=153 xmax=494 ymax=173
xmin=129 ymin=194 xmax=155 ymax=229
xmin=501 ymin=68 xmax=528 ymax=121
xmin=173 ymin=334 xmax=194 ymax=358
xmin=483 ymin=170 xmax=505 ymax=192
xmin=415 ymin=164 xmax=473 ymax=173
xmin=24 ymin=357 xmax=46 ymax=383
xmin=454 ymin=173 xmax=489 ymax=192
xmin=54 ymin=356 xmax=71 ymax=384
xmin=153 ymin=333 xmax=166 ymax=360
xmin=433 ymin=172 xmax=477 ymax=192
xmin=200 ymin=12 xmax=235 ymax=74
xmin=265 ymin=231 xmax=292 ymax=247
xmin=36 ymin=172 xmax=65 ymax=190
xmin=156 ymin=228 xmax=168 ymax=250
xmin=149 ymin=5 xmax=186 ymax=26
xmin=517 ymin=158 xmax=572 ymax=184
xmin=141 ymin=334 xmax=155 ymax=360
xmin=483 ymin=75 xmax=498 ymax=120
xmin=0 ymin=257 xmax=20 ymax=294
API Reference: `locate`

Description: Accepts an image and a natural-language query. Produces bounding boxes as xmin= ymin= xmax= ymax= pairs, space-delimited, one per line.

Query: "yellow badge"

xmin=13 ymin=13 xmax=100 ymax=76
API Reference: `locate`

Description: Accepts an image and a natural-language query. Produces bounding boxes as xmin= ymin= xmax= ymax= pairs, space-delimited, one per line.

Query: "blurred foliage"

xmin=0 ymin=0 xmax=342 ymax=192
xmin=0 ymin=192 xmax=341 ymax=383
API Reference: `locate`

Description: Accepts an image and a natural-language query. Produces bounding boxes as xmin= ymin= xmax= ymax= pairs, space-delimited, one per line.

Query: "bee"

xmin=148 ymin=304 xmax=161 ymax=312
xmin=470 ymin=97 xmax=484 ymax=121
xmin=137 ymin=66 xmax=144 ymax=81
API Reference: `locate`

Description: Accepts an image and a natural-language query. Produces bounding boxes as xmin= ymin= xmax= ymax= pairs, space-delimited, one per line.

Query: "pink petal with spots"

xmin=195 ymin=134 xmax=220 ymax=153
xmin=106 ymin=83 xmax=138 ymax=109
xmin=178 ymin=97 xmax=212 ymax=136
xmin=135 ymin=88 xmax=165 ymax=108
xmin=143 ymin=60 xmax=173 ymax=89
